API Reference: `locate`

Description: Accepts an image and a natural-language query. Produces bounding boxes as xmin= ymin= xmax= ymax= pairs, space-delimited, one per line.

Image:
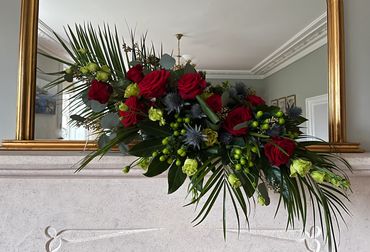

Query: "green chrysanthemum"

xmin=148 ymin=107 xmax=165 ymax=126
xmin=182 ymin=158 xmax=198 ymax=176
xmin=124 ymin=83 xmax=140 ymax=98
xmin=228 ymin=174 xmax=241 ymax=188
xmin=202 ymin=128 xmax=218 ymax=147
xmin=290 ymin=159 xmax=312 ymax=177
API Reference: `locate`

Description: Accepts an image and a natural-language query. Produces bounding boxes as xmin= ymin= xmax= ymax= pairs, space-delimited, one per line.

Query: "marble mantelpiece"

xmin=0 ymin=151 xmax=369 ymax=252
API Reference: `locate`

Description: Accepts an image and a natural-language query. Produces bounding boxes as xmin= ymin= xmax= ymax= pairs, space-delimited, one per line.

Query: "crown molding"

xmin=203 ymin=70 xmax=263 ymax=80
xmin=206 ymin=12 xmax=327 ymax=80
xmin=252 ymin=12 xmax=327 ymax=78
xmin=38 ymin=20 xmax=71 ymax=61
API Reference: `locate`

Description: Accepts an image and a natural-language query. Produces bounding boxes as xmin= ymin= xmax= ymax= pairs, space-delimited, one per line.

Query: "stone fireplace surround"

xmin=0 ymin=151 xmax=369 ymax=252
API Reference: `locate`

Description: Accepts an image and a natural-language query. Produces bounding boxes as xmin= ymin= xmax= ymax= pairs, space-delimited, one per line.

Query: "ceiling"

xmin=39 ymin=0 xmax=326 ymax=71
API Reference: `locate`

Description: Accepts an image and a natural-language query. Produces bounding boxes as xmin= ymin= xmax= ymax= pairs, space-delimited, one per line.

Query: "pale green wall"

xmin=263 ymin=45 xmax=328 ymax=117
xmin=0 ymin=0 xmax=20 ymax=140
xmin=344 ymin=0 xmax=370 ymax=150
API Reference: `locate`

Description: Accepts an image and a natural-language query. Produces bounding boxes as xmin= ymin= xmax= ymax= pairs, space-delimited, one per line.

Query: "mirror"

xmin=1 ymin=0 xmax=362 ymax=152
xmin=36 ymin=0 xmax=328 ymax=141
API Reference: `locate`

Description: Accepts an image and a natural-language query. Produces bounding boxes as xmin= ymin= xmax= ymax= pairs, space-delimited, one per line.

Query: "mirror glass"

xmin=36 ymin=0 xmax=327 ymax=141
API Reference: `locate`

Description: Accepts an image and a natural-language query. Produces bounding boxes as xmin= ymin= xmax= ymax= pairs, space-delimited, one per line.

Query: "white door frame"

xmin=305 ymin=94 xmax=328 ymax=139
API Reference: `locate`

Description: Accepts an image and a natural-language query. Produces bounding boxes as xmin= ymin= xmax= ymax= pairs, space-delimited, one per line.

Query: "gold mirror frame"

xmin=0 ymin=0 xmax=363 ymax=152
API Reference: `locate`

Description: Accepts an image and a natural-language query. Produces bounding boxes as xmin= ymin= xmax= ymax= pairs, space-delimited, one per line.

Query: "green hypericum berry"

xmin=249 ymin=161 xmax=254 ymax=167
xmin=180 ymin=151 xmax=187 ymax=157
xmin=174 ymin=131 xmax=180 ymax=136
xmin=159 ymin=156 xmax=167 ymax=162
xmin=170 ymin=122 xmax=175 ymax=128
xmin=234 ymin=154 xmax=241 ymax=160
xmin=65 ymin=67 xmax=73 ymax=74
xmin=181 ymin=129 xmax=187 ymax=135
xmin=234 ymin=148 xmax=242 ymax=155
xmin=251 ymin=146 xmax=258 ymax=153
xmin=162 ymin=138 xmax=169 ymax=145
xmin=79 ymin=66 xmax=89 ymax=74
xmin=184 ymin=117 xmax=191 ymax=123
xmin=100 ymin=65 xmax=111 ymax=73
xmin=174 ymin=114 xmax=179 ymax=119
xmin=256 ymin=111 xmax=264 ymax=118
xmin=162 ymin=148 xmax=170 ymax=154
xmin=263 ymin=119 xmax=270 ymax=124
xmin=278 ymin=118 xmax=285 ymax=125
xmin=167 ymin=158 xmax=174 ymax=164
xmin=240 ymin=158 xmax=246 ymax=165
xmin=177 ymin=118 xmax=183 ymax=123
xmin=122 ymin=166 xmax=130 ymax=174
xmin=152 ymin=151 xmax=158 ymax=157
xmin=276 ymin=111 xmax=284 ymax=117
xmin=177 ymin=149 xmax=184 ymax=155
xmin=176 ymin=159 xmax=182 ymax=166
xmin=251 ymin=121 xmax=259 ymax=128
xmin=261 ymin=124 xmax=269 ymax=130
xmin=78 ymin=48 xmax=87 ymax=54
xmin=235 ymin=164 xmax=242 ymax=171
xmin=87 ymin=62 xmax=99 ymax=73
xmin=244 ymin=168 xmax=250 ymax=174
xmin=96 ymin=71 xmax=110 ymax=82
xmin=173 ymin=123 xmax=179 ymax=129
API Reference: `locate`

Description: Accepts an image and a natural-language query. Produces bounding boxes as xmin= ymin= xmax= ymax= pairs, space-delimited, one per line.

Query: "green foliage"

xmin=128 ymin=137 xmax=163 ymax=157
xmin=144 ymin=156 xmax=170 ymax=177
xmin=196 ymin=95 xmax=220 ymax=124
xmin=159 ymin=53 xmax=176 ymax=70
xmin=168 ymin=163 xmax=187 ymax=194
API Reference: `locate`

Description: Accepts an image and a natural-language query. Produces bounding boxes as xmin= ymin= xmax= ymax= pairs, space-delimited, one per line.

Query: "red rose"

xmin=127 ymin=64 xmax=144 ymax=83
xmin=87 ymin=80 xmax=113 ymax=104
xmin=223 ymin=106 xmax=252 ymax=136
xmin=138 ymin=69 xmax=170 ymax=99
xmin=247 ymin=95 xmax=265 ymax=106
xmin=205 ymin=94 xmax=222 ymax=113
xmin=264 ymin=137 xmax=296 ymax=167
xmin=119 ymin=96 xmax=143 ymax=127
xmin=178 ymin=73 xmax=207 ymax=100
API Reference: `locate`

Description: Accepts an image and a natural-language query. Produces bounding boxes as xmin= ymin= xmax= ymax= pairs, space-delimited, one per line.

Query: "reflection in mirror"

xmin=37 ymin=0 xmax=327 ymax=141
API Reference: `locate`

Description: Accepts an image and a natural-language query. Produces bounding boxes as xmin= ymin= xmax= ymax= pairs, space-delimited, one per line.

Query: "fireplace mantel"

xmin=0 ymin=151 xmax=369 ymax=252
xmin=1 ymin=151 xmax=370 ymax=178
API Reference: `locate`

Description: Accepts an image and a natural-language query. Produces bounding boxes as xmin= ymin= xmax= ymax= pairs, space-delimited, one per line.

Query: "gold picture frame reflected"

xmin=286 ymin=95 xmax=296 ymax=109
xmin=278 ymin=97 xmax=286 ymax=113
xmin=271 ymin=99 xmax=278 ymax=107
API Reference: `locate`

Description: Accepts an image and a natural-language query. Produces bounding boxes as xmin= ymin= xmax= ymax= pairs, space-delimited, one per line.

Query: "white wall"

xmin=0 ymin=0 xmax=20 ymax=141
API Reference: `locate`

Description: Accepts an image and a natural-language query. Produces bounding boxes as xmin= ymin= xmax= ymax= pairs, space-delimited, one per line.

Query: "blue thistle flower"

xmin=219 ymin=132 xmax=233 ymax=144
xmin=184 ymin=124 xmax=206 ymax=149
xmin=267 ymin=125 xmax=282 ymax=137
xmin=286 ymin=106 xmax=302 ymax=118
xmin=163 ymin=93 xmax=183 ymax=114
xmin=190 ymin=104 xmax=205 ymax=119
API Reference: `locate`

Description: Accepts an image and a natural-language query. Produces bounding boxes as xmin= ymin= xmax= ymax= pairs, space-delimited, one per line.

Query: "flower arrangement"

xmin=45 ymin=24 xmax=351 ymax=251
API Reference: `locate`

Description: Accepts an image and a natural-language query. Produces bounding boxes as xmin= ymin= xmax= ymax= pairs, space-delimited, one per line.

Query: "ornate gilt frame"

xmin=0 ymin=0 xmax=363 ymax=152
